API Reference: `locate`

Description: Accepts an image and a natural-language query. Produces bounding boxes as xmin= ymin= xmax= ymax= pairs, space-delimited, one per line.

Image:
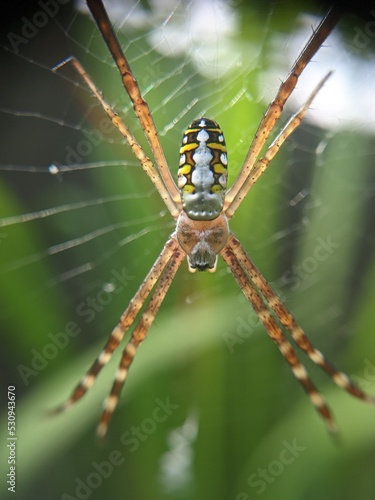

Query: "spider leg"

xmin=53 ymin=56 xmax=180 ymax=219
xmin=225 ymin=6 xmax=341 ymax=216
xmin=225 ymin=71 xmax=332 ymax=218
xmin=226 ymin=234 xmax=375 ymax=405
xmin=86 ymin=0 xmax=181 ymax=207
xmin=221 ymin=238 xmax=337 ymax=432
xmin=49 ymin=236 xmax=182 ymax=416
xmin=97 ymin=244 xmax=185 ymax=437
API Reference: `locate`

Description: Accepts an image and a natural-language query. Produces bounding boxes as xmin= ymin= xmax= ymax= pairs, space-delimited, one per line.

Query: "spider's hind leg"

xmin=222 ymin=237 xmax=337 ymax=432
xmin=97 ymin=244 xmax=185 ymax=437
xmin=228 ymin=234 xmax=375 ymax=407
xmin=222 ymin=234 xmax=375 ymax=432
xmin=49 ymin=237 xmax=182 ymax=419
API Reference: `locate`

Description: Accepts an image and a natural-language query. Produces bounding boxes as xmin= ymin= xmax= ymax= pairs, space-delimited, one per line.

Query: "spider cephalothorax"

xmin=176 ymin=210 xmax=229 ymax=272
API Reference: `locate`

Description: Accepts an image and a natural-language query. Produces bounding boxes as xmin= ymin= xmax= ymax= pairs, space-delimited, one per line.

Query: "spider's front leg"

xmin=225 ymin=6 xmax=341 ymax=216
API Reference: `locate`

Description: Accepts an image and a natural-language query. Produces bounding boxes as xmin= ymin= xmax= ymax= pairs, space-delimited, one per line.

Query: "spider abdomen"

xmin=178 ymin=117 xmax=228 ymax=221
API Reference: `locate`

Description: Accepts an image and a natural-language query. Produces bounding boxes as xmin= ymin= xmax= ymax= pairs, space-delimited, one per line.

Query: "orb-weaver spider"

xmin=52 ymin=0 xmax=374 ymax=437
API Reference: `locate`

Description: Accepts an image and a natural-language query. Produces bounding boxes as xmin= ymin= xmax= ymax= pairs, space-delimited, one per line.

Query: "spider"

xmin=52 ymin=0 xmax=374 ymax=437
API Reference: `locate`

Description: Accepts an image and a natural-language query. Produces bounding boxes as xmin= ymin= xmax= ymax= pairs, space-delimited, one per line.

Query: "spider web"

xmin=1 ymin=0 xmax=375 ymax=495
xmin=1 ymin=2 xmax=374 ymax=318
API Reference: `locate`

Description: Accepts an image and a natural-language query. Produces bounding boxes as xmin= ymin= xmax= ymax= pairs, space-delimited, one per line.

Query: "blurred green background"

xmin=1 ymin=1 xmax=375 ymax=499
